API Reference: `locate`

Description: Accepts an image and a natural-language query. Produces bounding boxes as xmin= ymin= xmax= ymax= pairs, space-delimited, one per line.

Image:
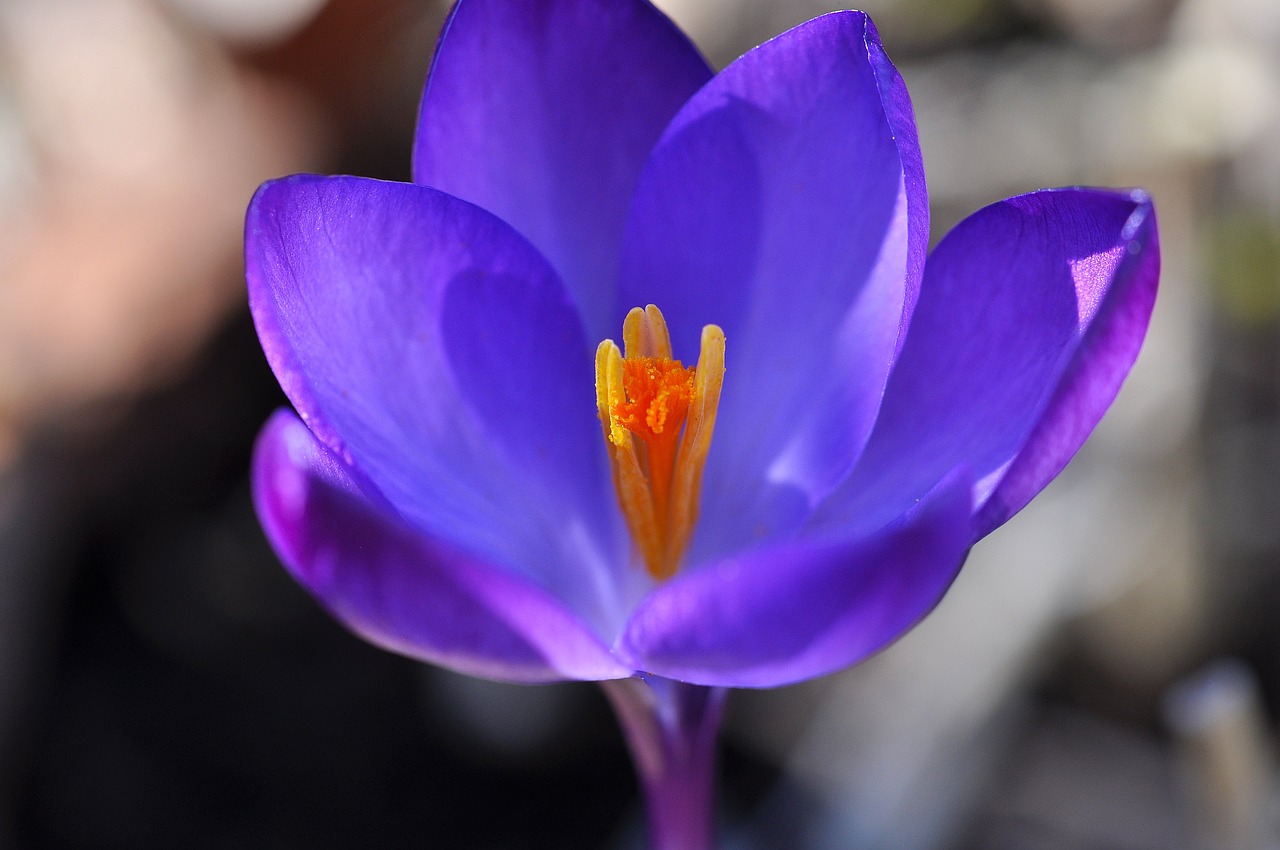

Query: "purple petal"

xmin=413 ymin=0 xmax=713 ymax=340
xmin=246 ymin=174 xmax=627 ymax=631
xmin=618 ymin=469 xmax=973 ymax=688
xmin=814 ymin=188 xmax=1159 ymax=540
xmin=975 ymin=195 xmax=1160 ymax=536
xmin=618 ymin=11 xmax=927 ymax=559
xmin=253 ymin=410 xmax=633 ymax=683
xmin=865 ymin=16 xmax=929 ymax=356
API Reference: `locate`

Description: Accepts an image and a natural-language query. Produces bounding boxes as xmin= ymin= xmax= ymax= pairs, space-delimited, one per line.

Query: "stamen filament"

xmin=666 ymin=324 xmax=725 ymax=570
xmin=596 ymin=340 xmax=662 ymax=572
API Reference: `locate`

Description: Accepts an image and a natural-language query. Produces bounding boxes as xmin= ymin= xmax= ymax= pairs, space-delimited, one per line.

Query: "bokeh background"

xmin=0 ymin=0 xmax=1277 ymax=846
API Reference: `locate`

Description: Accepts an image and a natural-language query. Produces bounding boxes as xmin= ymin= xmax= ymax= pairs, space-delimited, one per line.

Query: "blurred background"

xmin=0 ymin=0 xmax=1276 ymax=846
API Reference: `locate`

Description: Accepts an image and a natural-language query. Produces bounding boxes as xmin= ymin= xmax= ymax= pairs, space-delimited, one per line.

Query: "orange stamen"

xmin=595 ymin=305 xmax=725 ymax=580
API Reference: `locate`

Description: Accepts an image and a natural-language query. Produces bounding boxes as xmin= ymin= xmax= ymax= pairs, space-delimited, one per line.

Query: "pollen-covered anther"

xmin=613 ymin=358 xmax=694 ymax=442
xmin=594 ymin=304 xmax=725 ymax=581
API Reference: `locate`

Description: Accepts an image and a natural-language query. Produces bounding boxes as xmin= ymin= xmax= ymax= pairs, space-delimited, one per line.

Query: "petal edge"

xmin=814 ymin=188 xmax=1159 ymax=542
xmin=976 ymin=192 xmax=1159 ymax=536
xmin=253 ymin=409 xmax=633 ymax=684
xmin=619 ymin=468 xmax=973 ymax=688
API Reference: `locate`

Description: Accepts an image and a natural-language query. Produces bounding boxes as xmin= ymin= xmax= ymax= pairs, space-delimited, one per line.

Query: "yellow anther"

xmin=594 ymin=305 xmax=725 ymax=580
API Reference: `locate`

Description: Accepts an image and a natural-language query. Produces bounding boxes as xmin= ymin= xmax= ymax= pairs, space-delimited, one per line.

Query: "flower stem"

xmin=601 ymin=677 xmax=727 ymax=850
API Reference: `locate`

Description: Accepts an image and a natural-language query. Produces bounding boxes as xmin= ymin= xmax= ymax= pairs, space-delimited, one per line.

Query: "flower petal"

xmin=618 ymin=469 xmax=973 ymax=688
xmin=866 ymin=16 xmax=929 ymax=357
xmin=814 ymin=188 xmax=1159 ymax=540
xmin=974 ymin=195 xmax=1160 ymax=536
xmin=618 ymin=11 xmax=926 ymax=559
xmin=246 ymin=174 xmax=628 ymax=631
xmin=412 ymin=0 xmax=713 ymax=340
xmin=253 ymin=410 xmax=633 ymax=683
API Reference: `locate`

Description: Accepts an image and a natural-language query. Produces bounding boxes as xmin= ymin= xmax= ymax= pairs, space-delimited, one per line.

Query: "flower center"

xmin=594 ymin=305 xmax=725 ymax=580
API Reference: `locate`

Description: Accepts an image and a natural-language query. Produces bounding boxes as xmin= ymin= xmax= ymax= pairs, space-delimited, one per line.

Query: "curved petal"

xmin=865 ymin=17 xmax=929 ymax=356
xmin=618 ymin=469 xmax=972 ymax=688
xmin=253 ymin=410 xmax=632 ymax=683
xmin=618 ymin=11 xmax=926 ymax=560
xmin=246 ymin=174 xmax=629 ymax=632
xmin=813 ymin=189 xmax=1159 ymax=541
xmin=413 ymin=0 xmax=713 ymax=340
xmin=975 ymin=195 xmax=1159 ymax=536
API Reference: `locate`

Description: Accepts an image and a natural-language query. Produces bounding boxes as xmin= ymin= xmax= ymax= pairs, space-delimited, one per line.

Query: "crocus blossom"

xmin=249 ymin=0 xmax=1156 ymax=689
xmin=247 ymin=4 xmax=1157 ymax=842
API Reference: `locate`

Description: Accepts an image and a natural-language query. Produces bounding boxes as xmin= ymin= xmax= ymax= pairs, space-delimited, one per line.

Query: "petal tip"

xmin=250 ymin=410 xmax=325 ymax=587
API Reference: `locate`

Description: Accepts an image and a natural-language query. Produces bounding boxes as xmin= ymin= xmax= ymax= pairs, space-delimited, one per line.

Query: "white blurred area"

xmin=2 ymin=0 xmax=1280 ymax=847
xmin=0 ymin=0 xmax=327 ymax=466
xmin=163 ymin=0 xmax=328 ymax=45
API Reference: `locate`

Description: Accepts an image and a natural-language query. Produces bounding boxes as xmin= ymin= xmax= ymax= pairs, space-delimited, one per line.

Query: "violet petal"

xmin=864 ymin=16 xmax=929 ymax=357
xmin=246 ymin=174 xmax=625 ymax=628
xmin=413 ymin=0 xmax=713 ymax=340
xmin=813 ymin=188 xmax=1159 ymax=540
xmin=253 ymin=410 xmax=633 ymax=683
xmin=975 ymin=194 xmax=1160 ymax=536
xmin=618 ymin=469 xmax=972 ymax=688
xmin=619 ymin=11 xmax=925 ymax=560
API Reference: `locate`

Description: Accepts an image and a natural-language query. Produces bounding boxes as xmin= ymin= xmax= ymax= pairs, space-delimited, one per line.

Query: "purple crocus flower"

xmin=246 ymin=2 xmax=1159 ymax=847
